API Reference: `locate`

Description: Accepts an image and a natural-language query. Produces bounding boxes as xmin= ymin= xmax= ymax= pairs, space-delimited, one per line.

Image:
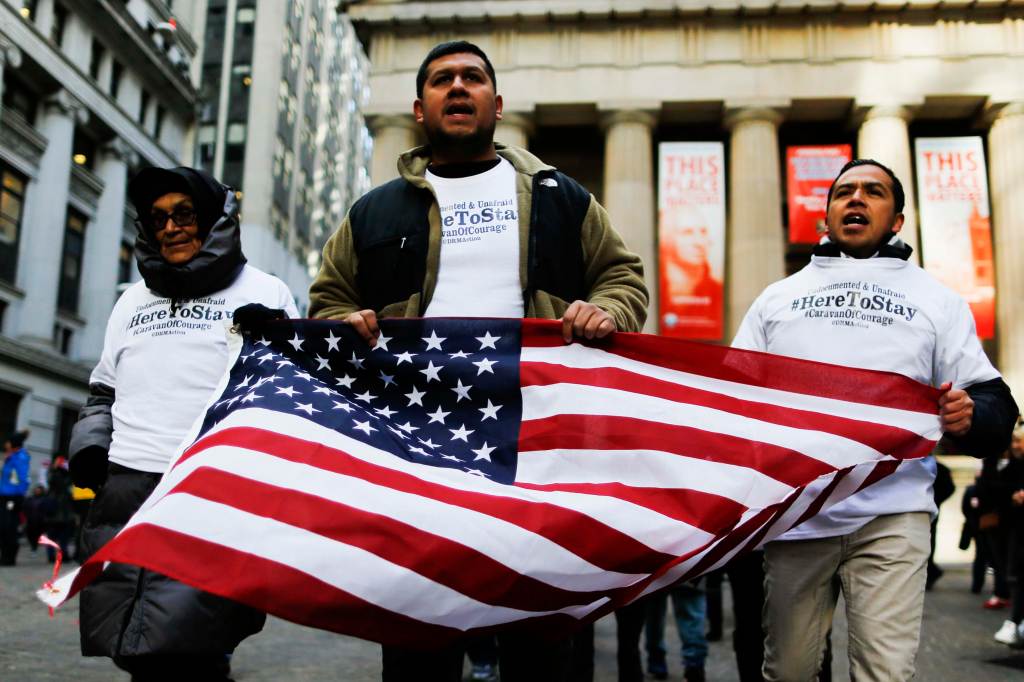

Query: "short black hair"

xmin=416 ymin=41 xmax=496 ymax=99
xmin=826 ymin=159 xmax=905 ymax=214
xmin=6 ymin=430 xmax=27 ymax=448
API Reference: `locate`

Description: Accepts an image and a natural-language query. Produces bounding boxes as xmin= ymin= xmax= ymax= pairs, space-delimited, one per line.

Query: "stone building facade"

xmin=349 ymin=0 xmax=1024 ymax=400
xmin=0 ymin=0 xmax=206 ymax=473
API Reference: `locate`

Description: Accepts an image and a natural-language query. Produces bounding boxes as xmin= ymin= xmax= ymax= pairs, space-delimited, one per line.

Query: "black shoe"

xmin=925 ymin=566 xmax=944 ymax=591
xmin=648 ymin=653 xmax=668 ymax=680
xmin=706 ymin=627 xmax=722 ymax=642
xmin=684 ymin=666 xmax=706 ymax=682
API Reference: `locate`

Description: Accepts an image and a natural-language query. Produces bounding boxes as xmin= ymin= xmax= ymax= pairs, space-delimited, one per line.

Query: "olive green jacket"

xmin=308 ymin=143 xmax=648 ymax=332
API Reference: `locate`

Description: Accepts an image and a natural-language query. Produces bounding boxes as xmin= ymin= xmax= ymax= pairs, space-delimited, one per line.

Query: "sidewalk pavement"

xmin=1 ymin=545 xmax=1022 ymax=680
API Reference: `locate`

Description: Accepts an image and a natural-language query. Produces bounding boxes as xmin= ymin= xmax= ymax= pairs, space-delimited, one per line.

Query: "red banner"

xmin=786 ymin=145 xmax=853 ymax=244
xmin=657 ymin=143 xmax=725 ymax=340
xmin=915 ymin=137 xmax=995 ymax=339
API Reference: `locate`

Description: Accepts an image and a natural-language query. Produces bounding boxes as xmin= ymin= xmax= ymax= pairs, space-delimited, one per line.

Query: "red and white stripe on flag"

xmin=39 ymin=319 xmax=941 ymax=647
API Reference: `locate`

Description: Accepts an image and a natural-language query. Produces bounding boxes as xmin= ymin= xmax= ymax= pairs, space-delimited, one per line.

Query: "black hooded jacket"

xmin=128 ymin=166 xmax=247 ymax=300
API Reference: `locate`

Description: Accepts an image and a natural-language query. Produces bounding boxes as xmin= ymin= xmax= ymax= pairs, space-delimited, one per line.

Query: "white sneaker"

xmin=994 ymin=619 xmax=1020 ymax=645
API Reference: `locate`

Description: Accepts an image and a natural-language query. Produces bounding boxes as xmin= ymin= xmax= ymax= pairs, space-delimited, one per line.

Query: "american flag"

xmin=41 ymin=318 xmax=942 ymax=645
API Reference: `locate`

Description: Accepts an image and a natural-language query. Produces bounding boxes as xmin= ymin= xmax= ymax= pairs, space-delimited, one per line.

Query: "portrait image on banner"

xmin=657 ymin=142 xmax=726 ymax=340
xmin=786 ymin=145 xmax=853 ymax=243
xmin=914 ymin=137 xmax=995 ymax=339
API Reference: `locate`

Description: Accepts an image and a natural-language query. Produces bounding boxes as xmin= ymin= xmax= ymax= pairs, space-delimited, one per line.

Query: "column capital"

xmin=102 ymin=138 xmax=138 ymax=166
xmin=44 ymin=90 xmax=89 ymax=125
xmin=858 ymin=104 xmax=916 ymax=123
xmin=0 ymin=36 xmax=22 ymax=70
xmin=598 ymin=108 xmax=658 ymax=131
xmin=723 ymin=106 xmax=784 ymax=130
xmin=365 ymin=113 xmax=419 ymax=136
xmin=497 ymin=111 xmax=535 ymax=136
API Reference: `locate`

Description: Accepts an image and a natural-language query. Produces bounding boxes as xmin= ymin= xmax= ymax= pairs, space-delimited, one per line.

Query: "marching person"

xmin=309 ymin=40 xmax=648 ymax=682
xmin=733 ymin=159 xmax=1018 ymax=681
xmin=69 ymin=166 xmax=297 ymax=680
xmin=0 ymin=430 xmax=30 ymax=565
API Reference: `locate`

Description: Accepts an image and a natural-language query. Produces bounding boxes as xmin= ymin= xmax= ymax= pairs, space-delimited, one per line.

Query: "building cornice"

xmin=0 ymin=335 xmax=91 ymax=387
xmin=349 ymin=0 xmax=1024 ymax=25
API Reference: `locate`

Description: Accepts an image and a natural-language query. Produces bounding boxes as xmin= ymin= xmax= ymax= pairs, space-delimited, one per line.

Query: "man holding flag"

xmin=733 ymin=159 xmax=1018 ymax=681
xmin=308 ymin=39 xmax=648 ymax=681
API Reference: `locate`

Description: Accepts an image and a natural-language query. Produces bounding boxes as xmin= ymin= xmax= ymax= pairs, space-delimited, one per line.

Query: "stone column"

xmin=0 ymin=38 xmax=22 ymax=123
xmin=724 ymin=107 xmax=786 ymax=340
xmin=601 ymin=109 xmax=657 ymax=332
xmin=79 ymin=139 xmax=135 ymax=364
xmin=988 ymin=102 xmax=1024 ymax=397
xmin=856 ymin=106 xmax=920 ymax=262
xmin=17 ymin=91 xmax=86 ymax=347
xmin=496 ymin=111 xmax=533 ymax=150
xmin=368 ymin=115 xmax=419 ymax=187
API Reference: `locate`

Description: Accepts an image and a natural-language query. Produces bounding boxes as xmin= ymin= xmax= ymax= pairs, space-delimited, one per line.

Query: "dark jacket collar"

xmin=812 ymin=235 xmax=913 ymax=261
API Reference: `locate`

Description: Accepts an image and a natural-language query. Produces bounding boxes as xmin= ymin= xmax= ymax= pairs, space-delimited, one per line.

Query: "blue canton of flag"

xmin=202 ymin=318 xmax=524 ymax=484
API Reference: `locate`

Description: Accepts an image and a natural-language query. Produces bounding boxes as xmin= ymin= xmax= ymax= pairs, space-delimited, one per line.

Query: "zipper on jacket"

xmin=524 ymin=172 xmax=544 ymax=309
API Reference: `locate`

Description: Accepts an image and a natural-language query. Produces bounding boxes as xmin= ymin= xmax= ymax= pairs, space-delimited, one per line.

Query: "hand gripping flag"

xmin=40 ymin=318 xmax=942 ymax=646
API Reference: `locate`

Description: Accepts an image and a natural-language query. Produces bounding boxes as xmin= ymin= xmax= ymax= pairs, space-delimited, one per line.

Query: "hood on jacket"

xmin=397 ymin=142 xmax=555 ymax=186
xmin=813 ymin=234 xmax=913 ymax=261
xmin=127 ymin=167 xmax=247 ymax=300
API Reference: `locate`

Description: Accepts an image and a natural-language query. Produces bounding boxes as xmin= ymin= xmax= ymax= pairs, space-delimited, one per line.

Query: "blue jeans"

xmin=644 ymin=582 xmax=708 ymax=669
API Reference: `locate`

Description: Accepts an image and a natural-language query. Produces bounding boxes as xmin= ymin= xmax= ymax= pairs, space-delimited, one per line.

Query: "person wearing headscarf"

xmin=69 ymin=167 xmax=297 ymax=680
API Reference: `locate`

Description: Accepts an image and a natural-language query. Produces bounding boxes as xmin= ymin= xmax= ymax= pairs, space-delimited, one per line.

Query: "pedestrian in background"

xmin=978 ymin=446 xmax=1020 ymax=610
xmin=643 ymin=580 xmax=708 ymax=682
xmin=42 ymin=454 xmax=75 ymax=562
xmin=993 ymin=423 xmax=1024 ymax=646
xmin=0 ymin=430 xmax=30 ymax=566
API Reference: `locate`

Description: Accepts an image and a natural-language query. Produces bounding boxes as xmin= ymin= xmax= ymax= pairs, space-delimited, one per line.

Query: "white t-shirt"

xmin=733 ymin=254 xmax=999 ymax=540
xmin=91 ymin=265 xmax=298 ymax=473
xmin=424 ymin=158 xmax=523 ymax=318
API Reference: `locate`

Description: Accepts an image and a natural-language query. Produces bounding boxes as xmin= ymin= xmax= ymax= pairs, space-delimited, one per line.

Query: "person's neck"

xmin=430 ymin=143 xmax=498 ymax=167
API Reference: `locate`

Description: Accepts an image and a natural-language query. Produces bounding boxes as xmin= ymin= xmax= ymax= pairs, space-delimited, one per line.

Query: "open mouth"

xmin=842 ymin=213 xmax=869 ymax=226
xmin=445 ymin=102 xmax=474 ymax=117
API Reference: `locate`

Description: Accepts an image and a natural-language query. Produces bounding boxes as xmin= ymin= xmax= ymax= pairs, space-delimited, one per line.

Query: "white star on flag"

xmin=352 ymin=420 xmax=376 ymax=435
xmin=256 ymin=337 xmax=272 ymax=347
xmin=312 ymin=386 xmax=334 ymax=396
xmin=405 ymin=386 xmax=426 ymax=406
xmin=423 ymin=330 xmax=446 ymax=351
xmin=478 ymin=400 xmax=502 ymax=421
xmin=348 ymin=352 xmax=365 ymax=370
xmin=449 ymin=424 xmax=474 ymax=442
xmin=335 ymin=374 xmax=356 ymax=388
xmin=294 ymin=402 xmax=320 ymax=415
xmin=451 ymin=379 xmax=472 ymax=402
xmin=354 ymin=390 xmax=376 ymax=403
xmin=397 ymin=421 xmax=419 ymax=434
xmin=420 ymin=361 xmax=442 ymax=383
xmin=374 ymin=335 xmax=392 ymax=352
xmin=449 ymin=350 xmax=470 ymax=359
xmin=331 ymin=401 xmax=353 ymax=413
xmin=418 ymin=437 xmax=441 ymax=450
xmin=257 ymin=352 xmax=275 ymax=365
xmin=426 ymin=406 xmax=450 ymax=424
xmin=394 ymin=351 xmax=417 ymax=365
xmin=240 ymin=391 xmax=261 ymax=404
xmin=375 ymin=406 xmax=397 ymax=419
xmin=234 ymin=375 xmax=254 ymax=391
xmin=379 ymin=371 xmax=396 ymax=388
xmin=324 ymin=330 xmax=342 ymax=352
xmin=275 ymin=386 xmax=300 ymax=398
xmin=471 ymin=442 xmax=495 ymax=462
xmin=472 ymin=358 xmax=497 ymax=375
xmin=288 ymin=334 xmax=304 ymax=351
xmin=314 ymin=355 xmax=331 ymax=370
xmin=475 ymin=331 xmax=499 ymax=350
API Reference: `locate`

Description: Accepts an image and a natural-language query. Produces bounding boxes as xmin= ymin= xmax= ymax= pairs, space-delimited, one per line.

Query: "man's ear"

xmin=891 ymin=212 xmax=905 ymax=234
xmin=413 ymin=99 xmax=424 ymax=124
xmin=495 ymin=94 xmax=503 ymax=120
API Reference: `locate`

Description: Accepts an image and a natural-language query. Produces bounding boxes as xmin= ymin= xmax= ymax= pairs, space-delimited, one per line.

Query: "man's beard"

xmin=425 ymin=119 xmax=497 ymax=160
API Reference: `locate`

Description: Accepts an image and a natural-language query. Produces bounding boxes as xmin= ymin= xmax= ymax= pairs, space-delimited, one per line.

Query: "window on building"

xmin=0 ymin=388 xmax=21 ymax=443
xmin=56 ymin=208 xmax=86 ymax=314
xmin=54 ymin=404 xmax=79 ymax=459
xmin=110 ymin=60 xmax=124 ymax=99
xmin=53 ymin=322 xmax=73 ymax=355
xmin=51 ymin=2 xmax=68 ymax=46
xmin=0 ymin=165 xmax=27 ymax=285
xmin=89 ymin=39 xmax=105 ymax=81
xmin=154 ymin=105 xmax=166 ymax=141
xmin=197 ymin=124 xmax=216 ymax=169
xmin=2 ymin=72 xmax=36 ymax=124
xmin=138 ymin=90 xmax=150 ymax=126
xmin=117 ymin=239 xmax=133 ymax=285
xmin=72 ymin=129 xmax=97 ymax=170
xmin=17 ymin=0 xmax=37 ymax=21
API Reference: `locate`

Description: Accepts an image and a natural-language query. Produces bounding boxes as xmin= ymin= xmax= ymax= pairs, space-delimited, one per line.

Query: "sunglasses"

xmin=149 ymin=207 xmax=197 ymax=231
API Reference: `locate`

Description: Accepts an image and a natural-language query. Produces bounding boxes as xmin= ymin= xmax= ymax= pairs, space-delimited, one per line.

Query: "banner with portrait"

xmin=657 ymin=142 xmax=726 ymax=340
xmin=786 ymin=144 xmax=852 ymax=243
xmin=914 ymin=137 xmax=995 ymax=339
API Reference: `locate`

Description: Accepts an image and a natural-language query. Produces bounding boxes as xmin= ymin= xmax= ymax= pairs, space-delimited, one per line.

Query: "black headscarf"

xmin=128 ymin=166 xmax=247 ymax=299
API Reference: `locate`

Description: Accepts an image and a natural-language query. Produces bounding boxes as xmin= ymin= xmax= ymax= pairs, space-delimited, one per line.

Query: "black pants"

xmin=119 ymin=653 xmax=231 ymax=681
xmin=382 ymin=632 xmax=573 ymax=682
xmin=0 ymin=495 xmax=23 ymax=565
xmin=568 ymin=599 xmax=648 ymax=682
xmin=723 ymin=550 xmax=765 ymax=682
